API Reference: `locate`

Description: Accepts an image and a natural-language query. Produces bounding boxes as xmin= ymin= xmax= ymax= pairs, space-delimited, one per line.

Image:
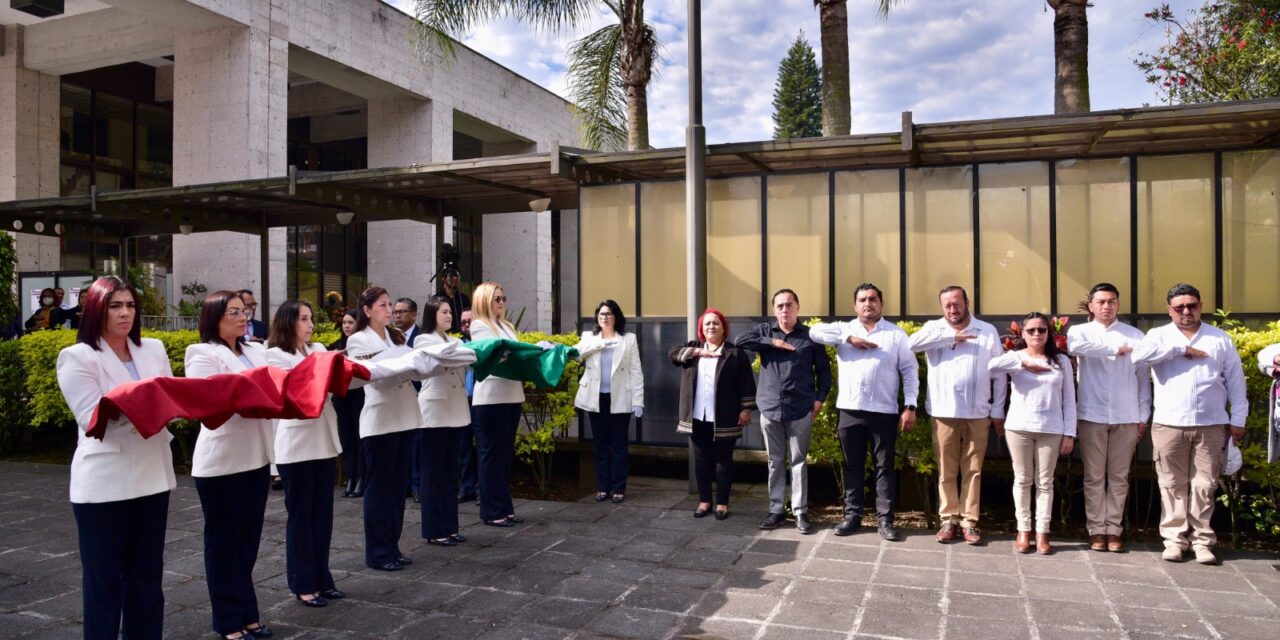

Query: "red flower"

xmin=1178 ymin=76 xmax=1188 ymax=86
xmin=1238 ymin=39 xmax=1248 ymax=49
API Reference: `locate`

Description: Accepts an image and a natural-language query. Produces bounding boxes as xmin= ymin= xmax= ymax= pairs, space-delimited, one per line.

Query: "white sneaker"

xmin=1162 ymin=546 xmax=1185 ymax=562
xmin=1193 ymin=547 xmax=1219 ymax=565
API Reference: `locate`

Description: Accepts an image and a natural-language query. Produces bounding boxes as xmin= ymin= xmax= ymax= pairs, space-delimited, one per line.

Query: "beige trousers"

xmin=1078 ymin=420 xmax=1141 ymax=536
xmin=1005 ymin=429 xmax=1061 ymax=533
xmin=933 ymin=417 xmax=990 ymax=528
xmin=1151 ymin=423 xmax=1227 ymax=551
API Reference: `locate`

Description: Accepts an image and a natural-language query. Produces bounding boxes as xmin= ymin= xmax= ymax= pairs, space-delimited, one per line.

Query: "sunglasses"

xmin=494 ymin=295 xmax=508 ymax=303
xmin=1171 ymin=303 xmax=1201 ymax=313
xmin=1023 ymin=327 xmax=1049 ymax=335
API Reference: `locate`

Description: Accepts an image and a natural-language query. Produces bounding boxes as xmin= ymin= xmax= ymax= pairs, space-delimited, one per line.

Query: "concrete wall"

xmin=0 ymin=25 xmax=61 ymax=272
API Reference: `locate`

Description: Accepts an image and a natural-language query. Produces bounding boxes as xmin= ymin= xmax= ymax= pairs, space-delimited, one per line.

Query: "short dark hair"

xmin=1166 ymin=283 xmax=1201 ymax=304
xmin=236 ymin=289 xmax=254 ymax=298
xmin=592 ymin=299 xmax=628 ymax=335
xmin=268 ymin=300 xmax=314 ymax=355
xmin=422 ymin=295 xmax=449 ymax=334
xmin=1089 ymin=282 xmax=1120 ymax=301
xmin=854 ymin=283 xmax=884 ymax=301
xmin=939 ymin=285 xmax=969 ymax=302
xmin=199 ymin=290 xmax=245 ymax=353
xmin=355 ymin=286 xmax=404 ymax=345
xmin=771 ymin=289 xmax=798 ymax=306
xmin=394 ymin=297 xmax=417 ymax=312
xmin=76 ymin=276 xmax=141 ymax=350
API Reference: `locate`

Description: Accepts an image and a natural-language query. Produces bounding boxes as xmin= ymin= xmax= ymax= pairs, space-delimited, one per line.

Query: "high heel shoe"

xmin=449 ymin=533 xmax=466 ymax=543
xmin=295 ymin=594 xmax=327 ymax=608
xmin=319 ymin=588 xmax=346 ymax=600
xmin=427 ymin=537 xmax=458 ymax=546
xmin=343 ymin=478 xmax=357 ymax=497
xmin=348 ymin=480 xmax=365 ymax=498
xmin=243 ymin=624 xmax=272 ymax=638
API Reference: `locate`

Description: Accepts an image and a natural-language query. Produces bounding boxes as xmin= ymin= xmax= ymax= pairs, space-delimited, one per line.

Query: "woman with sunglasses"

xmin=989 ymin=312 xmax=1077 ymax=555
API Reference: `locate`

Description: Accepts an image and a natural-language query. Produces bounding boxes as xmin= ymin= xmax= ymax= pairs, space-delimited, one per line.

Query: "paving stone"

xmin=945 ymin=591 xmax=1024 ymax=621
xmin=1113 ymin=604 xmax=1213 ymax=637
xmin=1027 ymin=599 xmax=1119 ymax=630
xmin=643 ymin=567 xmax=722 ymax=590
xmin=715 ymin=569 xmax=793 ymax=596
xmin=811 ymin=542 xmax=880 ymax=563
xmin=784 ymin=577 xmax=864 ymax=606
xmin=858 ymin=605 xmax=941 ymax=639
xmin=769 ymin=598 xmax=858 ymax=632
xmin=439 ymin=588 xmax=538 ymax=621
xmin=692 ymin=590 xmax=779 ymax=622
xmin=1035 ymin=625 xmax=1128 ymax=640
xmin=619 ymin=581 xmax=704 ymax=614
xmin=1181 ymin=588 xmax=1280 ymax=619
xmin=614 ymin=540 xmax=679 ymax=564
xmin=797 ymin=559 xmax=874 ymax=583
xmin=583 ymin=605 xmax=680 ymax=639
xmin=1202 ymin=613 xmax=1279 ymax=637
xmin=675 ymin=616 xmax=762 ymax=639
xmin=1025 ymin=576 xmax=1106 ymax=603
xmin=508 ymin=597 xmax=607 ymax=630
xmin=875 ymin=564 xmax=946 ymax=590
xmin=880 ymin=547 xmax=946 ymax=569
xmin=472 ymin=621 xmax=571 ymax=640
xmin=944 ymin=614 xmax=1033 ymax=640
xmin=947 ymin=570 xmax=1022 ymax=596
xmin=948 ymin=552 xmax=1019 ymax=575
xmin=1017 ymin=556 xmax=1094 ymax=581
xmin=1093 ymin=561 xmax=1176 ymax=587
xmin=747 ymin=538 xmax=815 ymax=558
xmin=1098 ymin=582 xmax=1183 ymax=610
xmin=476 ymin=567 xmax=570 ymax=596
xmin=863 ymin=585 xmax=942 ymax=611
xmin=757 ymin=624 xmax=847 ymax=640
xmin=390 ymin=612 xmax=485 ymax=640
xmin=547 ymin=576 xmax=632 ymax=602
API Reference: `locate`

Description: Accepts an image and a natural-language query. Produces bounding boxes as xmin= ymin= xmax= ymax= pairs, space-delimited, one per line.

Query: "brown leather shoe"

xmin=962 ymin=527 xmax=982 ymax=545
xmin=1014 ymin=530 xmax=1032 ymax=553
xmin=936 ymin=522 xmax=958 ymax=543
xmin=1036 ymin=532 xmax=1051 ymax=555
xmin=1089 ymin=534 xmax=1107 ymax=551
xmin=1106 ymin=535 xmax=1125 ymax=552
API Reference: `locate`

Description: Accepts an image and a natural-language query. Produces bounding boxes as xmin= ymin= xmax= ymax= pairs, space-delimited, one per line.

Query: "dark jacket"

xmin=669 ymin=341 xmax=757 ymax=438
xmin=248 ymin=319 xmax=268 ymax=341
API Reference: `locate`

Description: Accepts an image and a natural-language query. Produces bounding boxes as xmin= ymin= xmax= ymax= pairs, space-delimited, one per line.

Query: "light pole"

xmin=685 ymin=0 xmax=706 ymax=341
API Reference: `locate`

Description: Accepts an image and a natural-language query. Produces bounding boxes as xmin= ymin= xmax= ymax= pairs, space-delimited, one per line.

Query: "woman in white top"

xmin=184 ymin=291 xmax=274 ymax=640
xmin=989 ymin=312 xmax=1077 ymax=555
xmin=56 ymin=276 xmax=176 ymax=640
xmin=345 ymin=286 xmax=420 ymax=571
xmin=265 ymin=300 xmax=345 ymax=607
xmin=413 ymin=296 xmax=471 ymax=546
xmin=469 ymin=281 xmax=529 ymax=527
xmin=574 ymin=300 xmax=644 ymax=504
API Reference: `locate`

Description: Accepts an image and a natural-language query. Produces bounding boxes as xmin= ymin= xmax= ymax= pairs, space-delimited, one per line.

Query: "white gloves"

xmin=633 ymin=406 xmax=644 ymax=419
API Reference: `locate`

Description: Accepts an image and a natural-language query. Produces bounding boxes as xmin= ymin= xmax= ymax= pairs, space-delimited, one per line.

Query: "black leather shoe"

xmin=505 ymin=515 xmax=524 ymax=524
xmin=457 ymin=492 xmax=478 ymax=504
xmin=348 ymin=481 xmax=365 ymax=498
xmin=759 ymin=513 xmax=786 ymax=530
xmin=796 ymin=513 xmax=813 ymax=534
xmin=834 ymin=516 xmax=861 ymax=537
xmin=483 ymin=518 xmax=515 ymax=527
xmin=295 ymin=594 xmax=327 ymax=608
xmin=270 ymin=477 xmax=283 ymax=491
xmin=693 ymin=507 xmax=710 ymax=518
xmin=593 ymin=491 xmax=610 ymax=502
xmin=319 ymin=589 xmax=345 ymax=600
xmin=411 ymin=489 xmax=421 ymax=504
xmin=243 ymin=625 xmax=272 ymax=638
xmin=878 ymin=520 xmax=900 ymax=541
xmin=369 ymin=561 xmax=403 ymax=572
xmin=427 ymin=537 xmax=457 ymax=546
xmin=343 ymin=478 xmax=357 ymax=497
xmin=396 ymin=555 xmax=413 ymax=565
xmin=449 ymin=533 xmax=466 ymax=543
xmin=714 ymin=509 xmax=730 ymax=521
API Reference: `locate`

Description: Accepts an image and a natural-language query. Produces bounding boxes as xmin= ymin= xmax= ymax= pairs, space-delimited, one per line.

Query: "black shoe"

xmin=505 ymin=515 xmax=524 ymax=524
xmin=457 ymin=492 xmax=478 ymax=504
xmin=294 ymin=594 xmax=327 ymax=608
xmin=244 ymin=625 xmax=272 ymax=638
xmin=796 ymin=513 xmax=813 ymax=534
xmin=834 ymin=516 xmax=860 ymax=537
xmin=714 ymin=509 xmax=729 ymax=521
xmin=270 ymin=477 xmax=283 ymax=491
xmin=449 ymin=533 xmax=466 ymax=543
xmin=693 ymin=507 xmax=710 ymax=519
xmin=759 ymin=513 xmax=786 ymax=530
xmin=369 ymin=561 xmax=403 ymax=572
xmin=348 ymin=481 xmax=365 ymax=498
xmin=319 ymin=589 xmax=345 ymax=600
xmin=611 ymin=494 xmax=625 ymax=504
xmin=878 ymin=520 xmax=900 ymax=541
xmin=483 ymin=518 xmax=515 ymax=527
xmin=411 ymin=489 xmax=421 ymax=504
xmin=427 ymin=537 xmax=458 ymax=546
xmin=593 ymin=491 xmax=610 ymax=502
xmin=396 ymin=555 xmax=413 ymax=566
xmin=343 ymin=478 xmax=356 ymax=497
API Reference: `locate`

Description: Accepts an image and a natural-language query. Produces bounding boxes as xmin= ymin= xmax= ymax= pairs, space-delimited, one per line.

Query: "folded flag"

xmin=465 ymin=338 xmax=578 ymax=389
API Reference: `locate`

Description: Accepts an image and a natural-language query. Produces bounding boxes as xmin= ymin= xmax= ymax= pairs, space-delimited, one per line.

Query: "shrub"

xmin=514 ymin=331 xmax=582 ymax=497
xmin=0 ymin=339 xmax=30 ymax=453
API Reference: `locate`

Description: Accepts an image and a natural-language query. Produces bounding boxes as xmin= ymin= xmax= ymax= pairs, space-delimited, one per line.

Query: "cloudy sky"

xmin=386 ymin=0 xmax=1203 ymax=149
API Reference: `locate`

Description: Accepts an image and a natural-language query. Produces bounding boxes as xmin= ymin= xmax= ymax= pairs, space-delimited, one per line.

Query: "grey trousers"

xmin=761 ymin=414 xmax=814 ymax=515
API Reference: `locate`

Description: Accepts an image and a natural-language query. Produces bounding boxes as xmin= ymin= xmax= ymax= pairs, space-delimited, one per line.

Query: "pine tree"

xmin=772 ymin=32 xmax=824 ymax=139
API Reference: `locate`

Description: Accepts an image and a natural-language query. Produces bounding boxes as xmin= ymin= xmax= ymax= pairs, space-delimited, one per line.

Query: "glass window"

xmin=1055 ymin=158 xmax=1131 ymax=311
xmin=135 ymin=103 xmax=172 ymax=179
xmin=639 ymin=181 xmax=687 ymax=317
xmin=94 ymin=93 xmax=134 ymax=171
xmin=60 ymin=85 xmax=92 ymax=162
xmin=905 ymin=166 xmax=973 ymax=315
xmin=1222 ymin=150 xmax=1280 ymax=312
xmin=578 ymin=184 xmax=637 ymax=316
xmin=766 ymin=174 xmax=829 ymax=316
xmin=979 ymin=162 xmax=1051 ymax=315
xmin=60 ymin=165 xmax=92 ymax=196
xmin=708 ymin=177 xmax=762 ymax=316
xmin=1136 ymin=154 xmax=1215 ymax=313
xmin=834 ymin=170 xmax=901 ymax=316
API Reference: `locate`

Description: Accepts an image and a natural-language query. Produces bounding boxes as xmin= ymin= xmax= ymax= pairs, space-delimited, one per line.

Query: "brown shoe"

xmin=1106 ymin=535 xmax=1125 ymax=552
xmin=1036 ymin=532 xmax=1051 ymax=555
xmin=1089 ymin=534 xmax=1107 ymax=551
xmin=1014 ymin=530 xmax=1032 ymax=553
xmin=962 ymin=527 xmax=982 ymax=545
xmin=936 ymin=522 xmax=958 ymax=543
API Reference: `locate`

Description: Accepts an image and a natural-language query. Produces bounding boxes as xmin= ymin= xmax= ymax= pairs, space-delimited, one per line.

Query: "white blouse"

xmin=989 ymin=351 xmax=1077 ymax=438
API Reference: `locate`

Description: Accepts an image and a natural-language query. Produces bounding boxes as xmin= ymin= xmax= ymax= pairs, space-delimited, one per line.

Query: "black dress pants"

xmin=837 ymin=409 xmax=899 ymax=521
xmin=690 ymin=420 xmax=738 ymax=505
xmin=194 ymin=465 xmax=270 ymax=635
xmin=473 ymin=402 xmax=521 ymax=521
xmin=458 ymin=401 xmax=479 ymax=498
xmin=332 ymin=389 xmax=365 ymax=485
xmin=362 ymin=430 xmax=413 ymax=567
xmin=590 ymin=392 xmax=631 ymax=495
xmin=419 ymin=427 xmax=463 ymax=539
xmin=72 ymin=490 xmax=170 ymax=640
xmin=277 ymin=458 xmax=336 ymax=595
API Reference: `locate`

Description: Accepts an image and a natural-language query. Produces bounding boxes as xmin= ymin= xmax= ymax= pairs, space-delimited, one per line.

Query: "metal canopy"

xmin=2 ymin=97 xmax=1279 ymax=243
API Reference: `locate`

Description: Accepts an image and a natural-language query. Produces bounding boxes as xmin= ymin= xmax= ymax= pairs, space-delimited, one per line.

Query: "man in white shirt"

xmin=908 ymin=286 xmax=1007 ymax=545
xmin=811 ymin=284 xmax=918 ymax=541
xmin=1132 ymin=283 xmax=1247 ymax=565
xmin=1259 ymin=343 xmax=1280 ymax=464
xmin=1066 ymin=283 xmax=1150 ymax=553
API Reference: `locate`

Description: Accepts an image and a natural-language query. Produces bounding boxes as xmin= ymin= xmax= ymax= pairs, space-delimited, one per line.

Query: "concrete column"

xmin=169 ymin=22 xmax=288 ymax=316
xmin=0 ymin=25 xmax=61 ymax=272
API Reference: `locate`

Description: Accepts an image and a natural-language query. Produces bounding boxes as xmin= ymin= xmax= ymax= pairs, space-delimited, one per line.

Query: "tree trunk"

xmin=626 ymin=82 xmax=649 ymax=150
xmin=816 ymin=0 xmax=851 ymax=136
xmin=1050 ymin=0 xmax=1090 ymax=114
xmin=620 ymin=0 xmax=653 ymax=150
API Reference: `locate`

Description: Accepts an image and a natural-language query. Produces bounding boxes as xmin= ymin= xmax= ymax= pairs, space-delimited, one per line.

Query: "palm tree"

xmin=1047 ymin=0 xmax=1090 ymax=113
xmin=814 ymin=1 xmax=902 ymax=136
xmin=414 ymin=1 xmax=657 ymax=151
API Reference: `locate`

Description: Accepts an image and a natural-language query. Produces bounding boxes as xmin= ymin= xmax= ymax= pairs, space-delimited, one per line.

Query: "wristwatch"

xmin=904 ymin=405 xmax=916 ymax=412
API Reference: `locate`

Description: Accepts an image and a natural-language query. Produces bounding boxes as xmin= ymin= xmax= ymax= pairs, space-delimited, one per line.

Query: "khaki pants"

xmin=933 ymin=417 xmax=990 ymax=528
xmin=1078 ymin=420 xmax=1141 ymax=536
xmin=1005 ymin=430 xmax=1061 ymax=533
xmin=1151 ymin=423 xmax=1227 ymax=551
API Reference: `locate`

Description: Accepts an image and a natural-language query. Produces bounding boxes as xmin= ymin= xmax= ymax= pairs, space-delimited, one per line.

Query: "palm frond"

xmin=566 ymin=23 xmax=627 ymax=150
xmin=876 ymin=0 xmax=907 ymax=19
xmin=413 ymin=0 xmax=602 ymax=60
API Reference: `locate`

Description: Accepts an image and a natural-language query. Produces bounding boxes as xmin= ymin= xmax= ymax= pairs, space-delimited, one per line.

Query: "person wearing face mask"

xmin=26 ymin=287 xmax=72 ymax=332
xmin=329 ymin=310 xmax=366 ymax=498
xmin=670 ymin=308 xmax=757 ymax=521
xmin=56 ymin=276 xmax=176 ymax=640
xmin=575 ymin=300 xmax=645 ymax=505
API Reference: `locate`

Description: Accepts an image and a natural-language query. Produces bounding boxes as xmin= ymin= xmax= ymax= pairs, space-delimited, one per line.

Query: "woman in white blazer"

xmin=265 ymin=300 xmax=345 ymax=608
xmin=574 ymin=300 xmax=644 ymax=504
xmin=56 ymin=276 xmax=176 ymax=640
xmin=470 ymin=281 xmax=529 ymax=527
xmin=413 ymin=296 xmax=471 ymax=546
xmin=345 ymin=286 xmax=420 ymax=572
xmin=184 ymin=290 xmax=275 ymax=640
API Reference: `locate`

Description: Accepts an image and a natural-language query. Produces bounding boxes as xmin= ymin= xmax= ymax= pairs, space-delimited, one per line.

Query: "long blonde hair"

xmin=471 ymin=281 xmax=514 ymax=335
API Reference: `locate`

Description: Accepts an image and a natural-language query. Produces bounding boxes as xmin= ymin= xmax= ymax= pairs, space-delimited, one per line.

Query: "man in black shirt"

xmin=437 ymin=268 xmax=468 ymax=334
xmin=734 ymin=289 xmax=832 ymax=533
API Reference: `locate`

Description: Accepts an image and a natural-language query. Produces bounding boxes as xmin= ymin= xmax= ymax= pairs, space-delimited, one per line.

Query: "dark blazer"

xmin=670 ymin=341 xmax=757 ymax=438
xmin=248 ymin=319 xmax=268 ymax=341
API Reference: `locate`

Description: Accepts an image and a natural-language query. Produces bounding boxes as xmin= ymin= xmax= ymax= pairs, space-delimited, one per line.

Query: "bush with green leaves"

xmin=513 ymin=331 xmax=583 ymax=497
xmin=0 ymin=339 xmax=31 ymax=453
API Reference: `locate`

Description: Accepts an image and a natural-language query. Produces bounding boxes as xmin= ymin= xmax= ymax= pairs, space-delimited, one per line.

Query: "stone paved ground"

xmin=1 ymin=461 xmax=1278 ymax=639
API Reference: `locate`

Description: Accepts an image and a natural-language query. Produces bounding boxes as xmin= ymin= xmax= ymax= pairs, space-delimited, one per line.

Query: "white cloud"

xmin=388 ymin=0 xmax=1206 ymax=148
